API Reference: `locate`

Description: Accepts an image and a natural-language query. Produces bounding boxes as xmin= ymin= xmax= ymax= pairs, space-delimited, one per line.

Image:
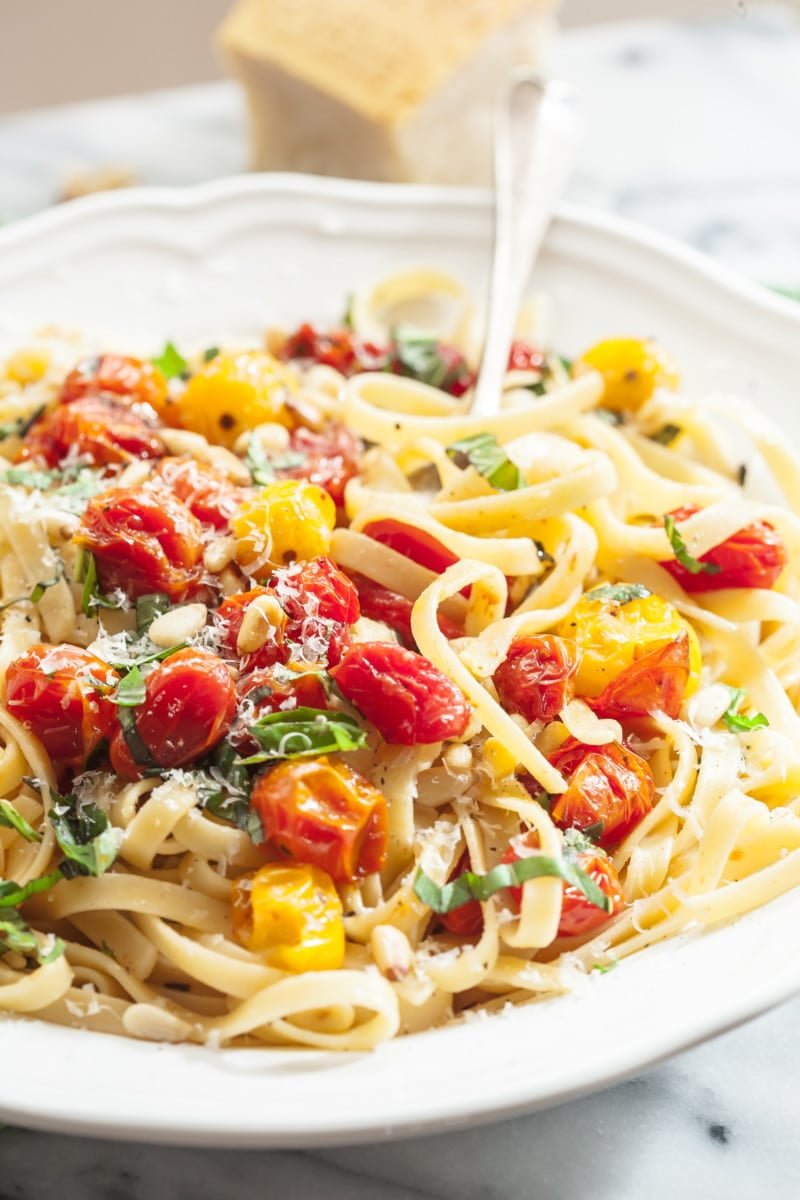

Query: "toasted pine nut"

xmin=234 ymin=422 xmax=290 ymax=456
xmin=370 ymin=925 xmax=413 ymax=982
xmin=204 ymin=535 xmax=236 ymax=574
xmin=160 ymin=429 xmax=251 ymax=485
xmin=236 ymin=593 xmax=285 ymax=654
xmin=443 ymin=743 xmax=472 ymax=772
xmin=116 ymin=459 xmax=153 ymax=489
xmin=148 ymin=603 xmax=208 ymax=647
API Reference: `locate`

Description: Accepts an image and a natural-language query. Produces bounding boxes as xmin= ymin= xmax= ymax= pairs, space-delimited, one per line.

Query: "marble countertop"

xmin=1 ymin=7 xmax=800 ymax=1197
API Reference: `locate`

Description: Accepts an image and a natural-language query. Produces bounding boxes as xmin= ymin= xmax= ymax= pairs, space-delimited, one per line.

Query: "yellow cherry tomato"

xmin=232 ymin=479 xmax=335 ymax=576
xmin=556 ymin=586 xmax=701 ymax=699
xmin=575 ymin=338 xmax=679 ymax=412
xmin=231 ymin=862 xmax=345 ymax=972
xmin=177 ymin=351 xmax=297 ymax=448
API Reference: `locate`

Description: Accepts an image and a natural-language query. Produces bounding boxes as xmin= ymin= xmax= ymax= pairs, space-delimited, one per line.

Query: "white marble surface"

xmin=1 ymin=7 xmax=800 ymax=1197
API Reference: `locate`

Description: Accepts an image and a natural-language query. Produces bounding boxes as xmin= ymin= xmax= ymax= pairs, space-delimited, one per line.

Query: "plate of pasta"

xmin=0 ymin=175 xmax=799 ymax=1146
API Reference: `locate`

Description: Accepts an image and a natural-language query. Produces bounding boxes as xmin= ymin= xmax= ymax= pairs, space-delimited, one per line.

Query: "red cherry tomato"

xmin=109 ymin=648 xmax=236 ymax=780
xmin=363 ymin=519 xmax=459 ymax=577
xmin=588 ymin=635 xmax=690 ymax=721
xmin=74 ymin=486 xmax=204 ymax=601
xmin=274 ymin=424 xmax=362 ymax=507
xmin=232 ymin=667 xmax=329 ymax=751
xmin=155 ymin=456 xmax=251 ymax=529
xmin=6 ymin=643 xmax=119 ymax=772
xmin=438 ymin=853 xmax=483 ymax=937
xmin=280 ymin=324 xmax=389 ymax=375
xmin=502 ymin=830 xmax=624 ymax=938
xmin=18 ymin=397 xmax=164 ymax=468
xmin=269 ymin=557 xmax=359 ymax=667
xmin=493 ymin=635 xmax=579 ymax=724
xmin=250 ymin=755 xmax=387 ymax=883
xmin=331 ymin=642 xmax=470 ymax=745
xmin=507 ymin=340 xmax=547 ymax=374
xmin=214 ymin=588 xmax=289 ymax=674
xmin=59 ymin=354 xmax=168 ymax=414
xmin=660 ymin=504 xmax=787 ymax=592
xmin=346 ymin=570 xmax=463 ymax=647
xmin=548 ymin=738 xmax=655 ymax=849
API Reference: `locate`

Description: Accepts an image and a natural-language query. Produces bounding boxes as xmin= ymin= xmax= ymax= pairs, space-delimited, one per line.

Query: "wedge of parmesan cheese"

xmin=218 ymin=0 xmax=557 ymax=184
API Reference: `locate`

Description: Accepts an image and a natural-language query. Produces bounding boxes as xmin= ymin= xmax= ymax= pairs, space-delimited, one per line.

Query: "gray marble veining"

xmin=1 ymin=8 xmax=799 ymax=1198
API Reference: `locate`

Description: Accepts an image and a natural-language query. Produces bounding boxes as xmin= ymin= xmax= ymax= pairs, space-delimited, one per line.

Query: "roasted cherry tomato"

xmin=109 ymin=648 xmax=236 ymax=780
xmin=270 ymin=557 xmax=359 ymax=667
xmin=232 ymin=667 xmax=329 ymax=751
xmin=331 ymin=642 xmax=470 ymax=745
xmin=215 ymin=587 xmax=288 ymax=673
xmin=346 ymin=570 xmax=463 ymax=647
xmin=575 ymin=337 xmax=679 ymax=411
xmin=250 ymin=756 xmax=387 ymax=884
xmin=659 ymin=504 xmax=787 ymax=593
xmin=556 ymin=586 xmax=701 ymax=715
xmin=502 ymin=829 xmax=624 ymax=939
xmin=232 ymin=479 xmax=336 ymax=576
xmin=438 ymin=853 xmax=483 ymax=938
xmin=363 ymin=519 xmax=459 ymax=577
xmin=59 ymin=354 xmax=169 ymax=416
xmin=74 ymin=486 xmax=204 ymax=601
xmin=154 ymin=456 xmax=251 ymax=529
xmin=507 ymin=340 xmax=547 ymax=374
xmin=272 ymin=423 xmax=362 ymax=507
xmin=493 ymin=635 xmax=579 ymax=724
xmin=177 ymin=350 xmax=297 ymax=449
xmin=6 ymin=643 xmax=119 ymax=773
xmin=18 ymin=397 xmax=164 ymax=468
xmin=279 ymin=324 xmax=388 ymax=376
xmin=231 ymin=861 xmax=345 ymax=971
xmin=548 ymin=738 xmax=655 ymax=849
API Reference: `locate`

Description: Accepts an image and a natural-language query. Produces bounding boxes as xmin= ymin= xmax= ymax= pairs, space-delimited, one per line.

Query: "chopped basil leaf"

xmin=0 ymin=466 xmax=59 ymax=490
xmin=151 ymin=340 xmax=188 ymax=380
xmin=50 ymin=795 xmax=119 ymax=879
xmin=722 ymin=688 xmax=769 ymax=733
xmin=0 ymin=870 xmax=64 ymax=908
xmin=0 ymin=800 xmax=41 ymax=842
xmin=49 ymin=468 xmax=106 ymax=515
xmin=202 ymin=346 xmax=220 ymax=362
xmin=0 ymin=406 xmax=44 ymax=442
xmin=390 ymin=324 xmax=472 ymax=393
xmin=239 ymin=707 xmax=367 ymax=765
xmin=559 ymin=355 xmax=573 ymax=374
xmin=414 ymin=852 xmax=612 ymax=915
xmin=244 ymin=437 xmax=306 ymax=486
xmin=585 ymin=582 xmax=650 ymax=605
xmin=650 ymin=423 xmax=682 ymax=446
xmin=0 ymin=564 xmax=63 ymax=612
xmin=110 ymin=642 xmax=186 ymax=674
xmin=76 ymin=550 xmax=123 ymax=616
xmin=116 ymin=665 xmax=146 ymax=708
xmin=195 ymin=742 xmax=263 ymax=843
xmin=577 ymin=821 xmax=605 ymax=845
xmin=136 ymin=592 xmax=170 ymax=636
xmin=117 ymin=706 xmax=155 ymax=769
xmin=0 ymin=904 xmax=64 ymax=964
xmin=591 ymin=959 xmax=619 ymax=974
xmin=446 ymin=432 xmax=522 ymax=493
xmin=663 ymin=514 xmax=721 ymax=577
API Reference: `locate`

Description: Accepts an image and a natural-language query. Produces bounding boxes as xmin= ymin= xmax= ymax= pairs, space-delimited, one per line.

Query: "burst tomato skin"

xmin=214 ymin=588 xmax=289 ymax=674
xmin=275 ymin=424 xmax=362 ymax=507
xmin=6 ymin=643 xmax=119 ymax=772
xmin=493 ymin=635 xmax=579 ymax=724
xmin=502 ymin=830 xmax=624 ymax=938
xmin=346 ymin=571 xmax=463 ymax=646
xmin=279 ymin=324 xmax=388 ymax=375
xmin=232 ymin=667 xmax=329 ymax=751
xmin=250 ymin=755 xmax=387 ymax=883
xmin=269 ymin=557 xmax=360 ymax=667
xmin=660 ymin=504 xmax=787 ymax=592
xmin=439 ymin=853 xmax=483 ymax=937
xmin=331 ymin=642 xmax=470 ymax=745
xmin=588 ymin=635 xmax=690 ymax=721
xmin=59 ymin=354 xmax=169 ymax=415
xmin=507 ymin=340 xmax=547 ymax=373
xmin=18 ymin=397 xmax=164 ymax=468
xmin=548 ymin=738 xmax=655 ymax=850
xmin=109 ymin=648 xmax=236 ymax=780
xmin=74 ymin=486 xmax=204 ymax=601
xmin=154 ymin=456 xmax=251 ymax=529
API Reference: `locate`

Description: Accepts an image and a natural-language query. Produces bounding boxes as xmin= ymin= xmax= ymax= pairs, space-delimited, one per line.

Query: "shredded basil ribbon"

xmin=446 ymin=432 xmax=521 ymax=493
xmin=0 ymin=565 xmax=63 ymax=612
xmin=663 ymin=514 xmax=721 ymax=577
xmin=0 ymin=800 xmax=41 ymax=843
xmin=239 ymin=706 xmax=367 ymax=765
xmin=49 ymin=797 xmax=120 ymax=880
xmin=136 ymin=592 xmax=170 ymax=636
xmin=151 ymin=340 xmax=188 ymax=380
xmin=244 ymin=437 xmax=306 ymax=486
xmin=722 ymin=687 xmax=769 ymax=733
xmin=585 ymin=582 xmax=650 ymax=605
xmin=414 ymin=853 xmax=612 ymax=915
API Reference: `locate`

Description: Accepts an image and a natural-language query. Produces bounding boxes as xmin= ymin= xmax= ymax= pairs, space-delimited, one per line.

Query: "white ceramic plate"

xmin=1 ymin=175 xmax=799 ymax=1147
